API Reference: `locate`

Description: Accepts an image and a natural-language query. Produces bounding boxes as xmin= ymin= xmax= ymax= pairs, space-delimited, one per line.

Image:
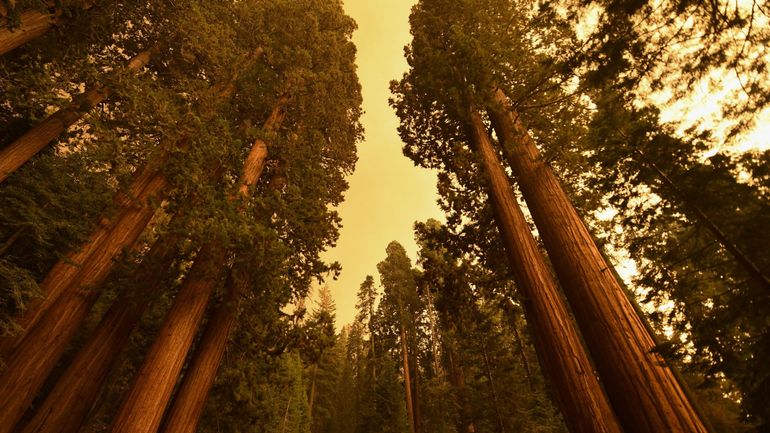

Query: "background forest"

xmin=0 ymin=0 xmax=768 ymax=433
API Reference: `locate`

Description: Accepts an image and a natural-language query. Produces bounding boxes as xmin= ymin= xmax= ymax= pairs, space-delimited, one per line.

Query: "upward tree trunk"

xmin=108 ymin=243 xmax=223 ymax=433
xmin=308 ymin=364 xmax=318 ymax=419
xmin=158 ymin=273 xmax=239 ymax=433
xmin=0 ymin=167 xmax=166 ymax=433
xmin=399 ymin=326 xmax=416 ymax=433
xmin=467 ymin=110 xmax=622 ymax=433
xmin=0 ymin=49 xmax=154 ymax=183
xmin=109 ymin=98 xmax=281 ymax=433
xmin=0 ymin=8 xmax=58 ymax=55
xmin=486 ymin=89 xmax=709 ymax=433
xmin=17 ymin=218 xmax=184 ymax=433
xmin=0 ymin=150 xmax=173 ymax=359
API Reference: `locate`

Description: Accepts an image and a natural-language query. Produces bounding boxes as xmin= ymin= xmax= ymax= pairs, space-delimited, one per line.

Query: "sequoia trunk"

xmin=17 ymin=226 xmax=182 ymax=433
xmin=0 ymin=153 xmax=170 ymax=358
xmin=109 ymin=97 xmax=280 ymax=433
xmin=0 ymin=9 xmax=55 ymax=55
xmin=467 ymin=110 xmax=622 ymax=433
xmin=108 ymin=244 xmax=223 ymax=433
xmin=487 ymin=90 xmax=709 ymax=433
xmin=0 ymin=168 xmax=166 ymax=433
xmin=0 ymin=50 xmax=154 ymax=183
xmin=158 ymin=276 xmax=238 ymax=433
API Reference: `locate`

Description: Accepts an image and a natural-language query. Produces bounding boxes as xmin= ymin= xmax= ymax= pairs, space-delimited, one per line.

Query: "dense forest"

xmin=0 ymin=0 xmax=768 ymax=433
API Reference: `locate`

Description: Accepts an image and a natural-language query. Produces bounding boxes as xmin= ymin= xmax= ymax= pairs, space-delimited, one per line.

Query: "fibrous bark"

xmin=468 ymin=110 xmax=622 ymax=433
xmin=17 ymin=221 xmax=182 ymax=433
xmin=0 ymin=167 xmax=166 ymax=433
xmin=0 ymin=154 xmax=169 ymax=358
xmin=109 ymin=97 xmax=284 ymax=433
xmin=487 ymin=89 xmax=709 ymax=433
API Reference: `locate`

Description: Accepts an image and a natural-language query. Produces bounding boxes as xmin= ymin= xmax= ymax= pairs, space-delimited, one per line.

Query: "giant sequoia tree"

xmin=391 ymin=0 xmax=713 ymax=432
xmin=1 ymin=1 xmax=361 ymax=433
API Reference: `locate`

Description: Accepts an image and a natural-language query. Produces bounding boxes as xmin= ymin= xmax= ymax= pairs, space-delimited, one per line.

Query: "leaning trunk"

xmin=467 ymin=110 xmax=622 ymax=433
xmin=0 ymin=50 xmax=154 ymax=183
xmin=109 ymin=97 xmax=278 ymax=433
xmin=0 ymin=9 xmax=55 ymax=55
xmin=17 ymin=225 xmax=182 ymax=433
xmin=108 ymin=244 xmax=223 ymax=433
xmin=158 ymin=273 xmax=238 ymax=433
xmin=0 ymin=152 xmax=169 ymax=358
xmin=0 ymin=168 xmax=166 ymax=433
xmin=487 ymin=90 xmax=709 ymax=433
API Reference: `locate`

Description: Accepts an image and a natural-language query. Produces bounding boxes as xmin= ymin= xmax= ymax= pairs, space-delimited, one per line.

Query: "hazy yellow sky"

xmin=319 ymin=0 xmax=443 ymax=327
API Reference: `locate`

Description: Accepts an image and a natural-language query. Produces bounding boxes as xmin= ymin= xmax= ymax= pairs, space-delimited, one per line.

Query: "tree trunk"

xmin=308 ymin=364 xmax=318 ymax=419
xmin=17 ymin=223 xmax=182 ymax=433
xmin=108 ymin=243 xmax=223 ymax=433
xmin=0 ymin=49 xmax=154 ymax=183
xmin=0 ymin=154 xmax=170 ymax=358
xmin=506 ymin=307 xmax=534 ymax=391
xmin=411 ymin=343 xmax=421 ymax=433
xmin=0 ymin=9 xmax=56 ymax=55
xmin=486 ymin=89 xmax=709 ymax=433
xmin=445 ymin=342 xmax=475 ymax=433
xmin=400 ymin=326 xmax=416 ymax=433
xmin=467 ymin=110 xmax=622 ymax=433
xmin=0 ymin=168 xmax=166 ymax=433
xmin=109 ymin=96 xmax=279 ymax=433
xmin=158 ymin=274 xmax=238 ymax=433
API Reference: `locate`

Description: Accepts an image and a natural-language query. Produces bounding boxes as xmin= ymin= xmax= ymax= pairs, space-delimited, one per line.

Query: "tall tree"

xmin=0 ymin=49 xmax=154 ymax=183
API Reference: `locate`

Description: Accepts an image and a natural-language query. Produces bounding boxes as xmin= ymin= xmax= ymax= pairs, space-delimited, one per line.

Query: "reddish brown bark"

xmin=0 ymin=50 xmax=154 ymax=183
xmin=0 ymin=1 xmax=95 ymax=55
xmin=400 ymin=326 xmax=416 ymax=433
xmin=108 ymin=243 xmax=223 ymax=433
xmin=0 ymin=168 xmax=166 ymax=433
xmin=468 ymin=110 xmax=622 ymax=433
xmin=487 ymin=90 xmax=709 ymax=433
xmin=109 ymin=97 xmax=283 ymax=433
xmin=0 ymin=156 xmax=166 ymax=358
xmin=0 ymin=9 xmax=55 ymax=55
xmin=17 ymin=224 xmax=182 ymax=433
xmin=159 ymin=275 xmax=238 ymax=433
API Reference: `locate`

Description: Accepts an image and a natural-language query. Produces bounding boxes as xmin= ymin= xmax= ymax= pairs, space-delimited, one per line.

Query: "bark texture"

xmin=108 ymin=244 xmax=223 ymax=433
xmin=468 ymin=110 xmax=622 ymax=433
xmin=0 ymin=9 xmax=55 ymax=55
xmin=158 ymin=275 xmax=238 ymax=433
xmin=0 ymin=50 xmax=153 ymax=183
xmin=17 ymin=226 xmax=181 ymax=433
xmin=109 ymin=96 xmax=281 ymax=433
xmin=0 ymin=168 xmax=165 ymax=433
xmin=0 ymin=157 xmax=165 ymax=357
xmin=487 ymin=90 xmax=709 ymax=433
